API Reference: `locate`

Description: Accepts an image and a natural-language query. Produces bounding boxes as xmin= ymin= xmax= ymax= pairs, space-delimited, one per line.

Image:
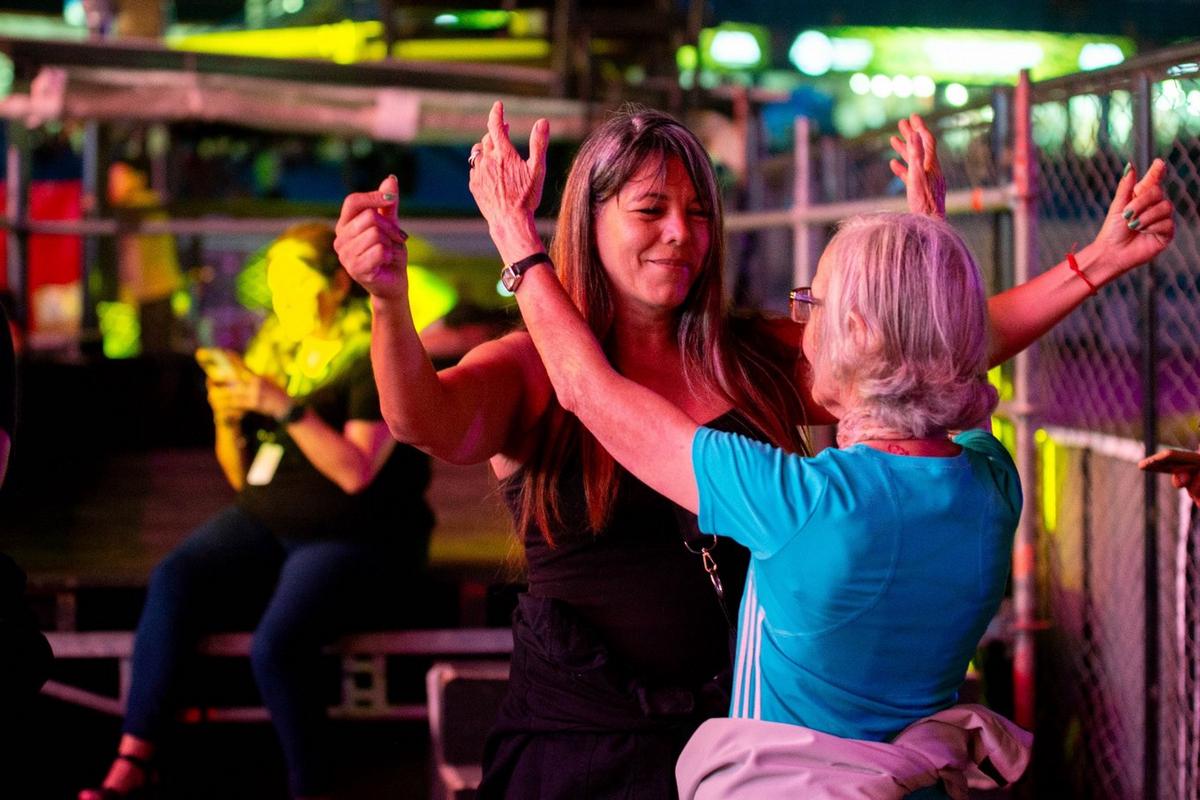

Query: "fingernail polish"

xmin=382 ymin=193 xmax=396 ymax=202
xmin=1122 ymin=163 xmax=1131 ymax=177
xmin=1122 ymin=209 xmax=1134 ymax=219
xmin=1128 ymin=218 xmax=1141 ymax=230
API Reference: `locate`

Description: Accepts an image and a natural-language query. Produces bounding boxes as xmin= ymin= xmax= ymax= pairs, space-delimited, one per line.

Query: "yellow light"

xmin=849 ymin=72 xmax=871 ymax=95
xmin=676 ymin=45 xmax=699 ymax=72
xmin=987 ymin=364 xmax=1013 ymax=402
xmin=170 ymin=289 xmax=192 ymax=319
xmin=1036 ymin=428 xmax=1059 ymax=534
xmin=405 ymin=266 xmax=458 ymax=333
xmin=97 ymin=301 xmax=141 ymax=359
xmin=391 ymin=38 xmax=550 ymax=61
xmin=168 ymin=21 xmax=386 ymax=65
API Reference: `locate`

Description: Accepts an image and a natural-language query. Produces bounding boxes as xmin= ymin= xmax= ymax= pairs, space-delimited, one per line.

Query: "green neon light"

xmin=697 ymin=23 xmax=770 ymax=72
xmin=802 ymin=26 xmax=1135 ymax=83
xmin=97 ymin=301 xmax=141 ymax=359
xmin=434 ymin=10 xmax=511 ymax=31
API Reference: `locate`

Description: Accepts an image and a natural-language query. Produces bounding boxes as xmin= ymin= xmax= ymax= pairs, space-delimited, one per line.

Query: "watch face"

xmin=500 ymin=265 xmax=521 ymax=293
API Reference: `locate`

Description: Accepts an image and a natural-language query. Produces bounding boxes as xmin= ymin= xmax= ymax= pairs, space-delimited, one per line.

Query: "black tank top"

xmin=500 ymin=411 xmax=764 ymax=688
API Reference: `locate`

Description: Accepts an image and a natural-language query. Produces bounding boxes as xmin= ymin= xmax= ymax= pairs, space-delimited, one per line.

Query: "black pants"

xmin=479 ymin=594 xmax=730 ymax=800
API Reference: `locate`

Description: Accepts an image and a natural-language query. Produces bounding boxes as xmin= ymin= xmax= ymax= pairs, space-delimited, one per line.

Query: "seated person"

xmin=81 ymin=223 xmax=437 ymax=800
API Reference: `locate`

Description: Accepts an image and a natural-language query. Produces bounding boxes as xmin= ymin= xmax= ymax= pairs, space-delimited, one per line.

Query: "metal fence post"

xmin=80 ymin=120 xmax=103 ymax=337
xmin=792 ymin=116 xmax=814 ymax=289
xmin=1010 ymin=69 xmax=1039 ymax=732
xmin=1134 ymin=68 xmax=1161 ymax=800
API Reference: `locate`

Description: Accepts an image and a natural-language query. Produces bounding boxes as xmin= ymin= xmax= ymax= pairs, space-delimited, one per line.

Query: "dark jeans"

xmin=123 ymin=506 xmax=409 ymax=796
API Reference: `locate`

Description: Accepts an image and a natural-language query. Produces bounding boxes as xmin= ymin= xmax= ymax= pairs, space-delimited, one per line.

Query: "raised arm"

xmin=470 ymin=102 xmax=702 ymax=511
xmin=986 ymin=160 xmax=1174 ymax=363
xmin=334 ymin=177 xmax=549 ymax=465
xmin=889 ymin=117 xmax=1175 ymax=366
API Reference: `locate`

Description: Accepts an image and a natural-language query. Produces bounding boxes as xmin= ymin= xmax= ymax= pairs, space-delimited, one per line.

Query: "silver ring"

xmin=468 ymin=149 xmax=480 ymax=170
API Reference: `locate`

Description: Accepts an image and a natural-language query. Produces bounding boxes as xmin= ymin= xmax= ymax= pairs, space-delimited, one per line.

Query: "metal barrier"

xmin=43 ymin=628 xmax=513 ymax=723
xmin=1029 ymin=44 xmax=1200 ymax=800
xmin=724 ymin=42 xmax=1200 ymax=799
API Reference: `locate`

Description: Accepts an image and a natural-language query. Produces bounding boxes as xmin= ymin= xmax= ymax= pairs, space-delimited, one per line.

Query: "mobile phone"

xmin=195 ymin=347 xmax=238 ymax=383
xmin=1137 ymin=448 xmax=1200 ymax=473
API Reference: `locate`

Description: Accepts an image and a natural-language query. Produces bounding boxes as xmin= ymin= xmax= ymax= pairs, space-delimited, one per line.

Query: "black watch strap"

xmin=501 ymin=251 xmax=551 ymax=292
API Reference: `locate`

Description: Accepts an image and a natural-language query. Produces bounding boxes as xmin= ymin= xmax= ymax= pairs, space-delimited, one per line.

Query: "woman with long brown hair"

xmin=335 ymin=104 xmax=1158 ymax=797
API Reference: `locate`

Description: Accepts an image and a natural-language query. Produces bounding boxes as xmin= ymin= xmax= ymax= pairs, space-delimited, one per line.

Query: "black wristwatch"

xmin=500 ymin=252 xmax=552 ymax=293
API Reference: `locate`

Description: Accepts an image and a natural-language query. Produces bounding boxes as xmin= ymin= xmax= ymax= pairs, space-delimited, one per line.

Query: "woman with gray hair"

xmin=338 ymin=97 xmax=1170 ymax=796
xmin=465 ymin=102 xmax=1174 ymax=796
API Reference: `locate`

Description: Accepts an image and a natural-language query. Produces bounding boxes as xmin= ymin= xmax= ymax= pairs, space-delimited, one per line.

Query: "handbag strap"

xmin=675 ymin=508 xmax=737 ymax=660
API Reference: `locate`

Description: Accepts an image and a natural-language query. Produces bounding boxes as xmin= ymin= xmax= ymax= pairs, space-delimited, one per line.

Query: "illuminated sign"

xmin=790 ymin=27 xmax=1135 ymax=83
xmin=698 ymin=23 xmax=770 ymax=72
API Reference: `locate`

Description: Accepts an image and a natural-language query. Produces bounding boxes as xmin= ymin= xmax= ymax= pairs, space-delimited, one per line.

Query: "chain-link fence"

xmin=725 ymin=42 xmax=1200 ymax=799
xmin=1029 ymin=47 xmax=1200 ymax=800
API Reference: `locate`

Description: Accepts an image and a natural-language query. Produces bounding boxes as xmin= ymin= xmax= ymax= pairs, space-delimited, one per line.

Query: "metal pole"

xmin=990 ymin=87 xmax=1014 ymax=294
xmin=792 ymin=116 xmax=813 ymax=290
xmin=550 ymin=0 xmax=575 ymax=100
xmin=1010 ymin=69 xmax=1039 ymax=733
xmin=80 ymin=120 xmax=103 ymax=339
xmin=731 ymin=92 xmax=762 ymax=308
xmin=1134 ymin=68 xmax=1161 ymax=800
xmin=5 ymin=119 xmax=30 ymax=328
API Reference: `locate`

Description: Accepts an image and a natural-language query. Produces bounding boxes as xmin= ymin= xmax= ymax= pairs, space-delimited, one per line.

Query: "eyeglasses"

xmin=789 ymin=286 xmax=821 ymax=323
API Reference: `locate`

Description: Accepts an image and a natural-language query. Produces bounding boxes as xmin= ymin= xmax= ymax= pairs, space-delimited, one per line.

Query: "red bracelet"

xmin=1066 ymin=249 xmax=1098 ymax=296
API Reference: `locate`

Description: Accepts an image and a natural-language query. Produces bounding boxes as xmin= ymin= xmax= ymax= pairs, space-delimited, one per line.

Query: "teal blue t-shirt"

xmin=692 ymin=428 xmax=1021 ymax=742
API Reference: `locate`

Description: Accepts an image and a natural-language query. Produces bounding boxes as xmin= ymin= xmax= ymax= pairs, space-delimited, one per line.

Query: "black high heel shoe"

xmin=78 ymin=753 xmax=157 ymax=800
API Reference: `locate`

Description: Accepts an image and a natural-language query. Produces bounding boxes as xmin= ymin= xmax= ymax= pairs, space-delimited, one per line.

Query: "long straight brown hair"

xmin=514 ymin=107 xmax=809 ymax=543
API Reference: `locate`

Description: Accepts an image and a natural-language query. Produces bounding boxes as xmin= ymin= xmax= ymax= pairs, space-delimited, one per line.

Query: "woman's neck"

xmin=607 ymin=306 xmax=730 ymax=419
xmin=854 ymin=436 xmax=961 ymax=457
xmin=610 ymin=305 xmax=679 ymax=366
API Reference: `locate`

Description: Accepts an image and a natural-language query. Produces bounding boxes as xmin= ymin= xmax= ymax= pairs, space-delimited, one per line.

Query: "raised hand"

xmin=333 ymin=175 xmax=410 ymax=301
xmin=890 ymin=114 xmax=946 ymax=219
xmin=1171 ymin=459 xmax=1200 ymax=509
xmin=205 ymin=352 xmax=291 ymax=421
xmin=467 ymin=101 xmax=549 ymax=250
xmin=1088 ymin=159 xmax=1175 ymax=274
